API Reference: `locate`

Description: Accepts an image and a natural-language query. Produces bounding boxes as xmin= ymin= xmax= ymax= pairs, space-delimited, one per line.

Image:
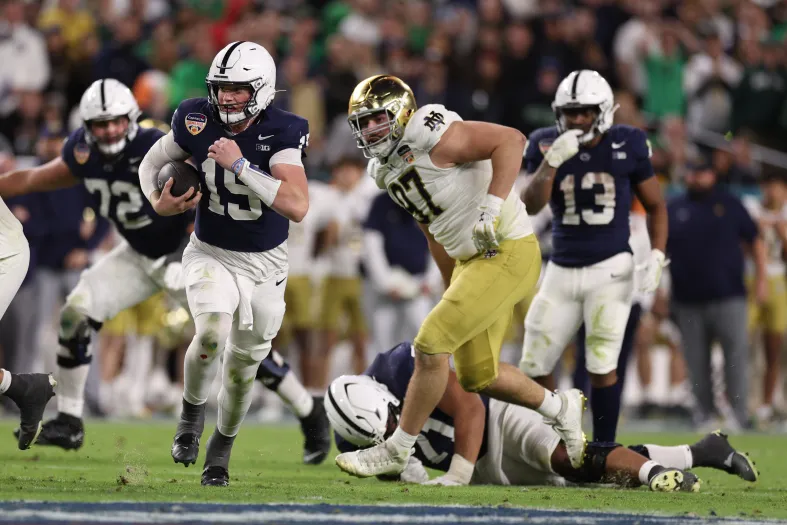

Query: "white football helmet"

xmin=552 ymin=70 xmax=618 ymax=144
xmin=79 ymin=78 xmax=141 ymax=156
xmin=324 ymin=374 xmax=401 ymax=447
xmin=206 ymin=41 xmax=277 ymax=127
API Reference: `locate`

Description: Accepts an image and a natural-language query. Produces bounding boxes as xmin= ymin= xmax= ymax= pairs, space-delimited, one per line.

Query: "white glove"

xmin=544 ymin=129 xmax=582 ymax=168
xmin=399 ymin=456 xmax=430 ymax=484
xmin=638 ymin=249 xmax=668 ymax=293
xmin=472 ymin=194 xmax=504 ymax=253
xmin=422 ymin=454 xmax=474 ymax=486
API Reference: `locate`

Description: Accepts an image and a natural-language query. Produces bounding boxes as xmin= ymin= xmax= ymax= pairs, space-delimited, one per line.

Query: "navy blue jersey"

xmin=335 ymin=343 xmax=490 ymax=472
xmin=524 ymin=125 xmax=654 ymax=267
xmin=171 ymin=98 xmax=308 ymax=253
xmin=62 ymin=127 xmax=192 ymax=259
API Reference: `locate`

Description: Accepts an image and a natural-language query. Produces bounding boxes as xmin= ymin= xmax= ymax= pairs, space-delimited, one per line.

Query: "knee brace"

xmin=57 ymin=306 xmax=103 ymax=368
xmin=255 ymin=350 xmax=291 ymax=389
xmin=564 ymin=442 xmax=621 ymax=484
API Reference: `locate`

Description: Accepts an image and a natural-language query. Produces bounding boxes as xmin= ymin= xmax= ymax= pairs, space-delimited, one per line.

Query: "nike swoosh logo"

xmin=303 ymin=450 xmax=324 ymax=462
xmin=611 ymin=273 xmax=623 ymax=278
xmin=724 ymin=452 xmax=734 ymax=468
xmin=258 ymin=134 xmax=274 ymax=141
xmin=611 ymin=142 xmax=626 ymax=149
xmin=70 ymin=432 xmax=84 ymax=443
xmin=276 ymin=277 xmax=286 ymax=286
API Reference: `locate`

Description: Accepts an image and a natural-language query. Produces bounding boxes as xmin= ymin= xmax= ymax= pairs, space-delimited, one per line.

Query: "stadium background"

xmin=0 ymin=0 xmax=786 ymax=433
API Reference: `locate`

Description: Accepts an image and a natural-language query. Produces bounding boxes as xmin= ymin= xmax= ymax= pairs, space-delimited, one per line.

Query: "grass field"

xmin=0 ymin=419 xmax=785 ymax=523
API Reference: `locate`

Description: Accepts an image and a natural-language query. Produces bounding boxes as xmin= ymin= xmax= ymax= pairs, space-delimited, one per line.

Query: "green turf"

xmin=0 ymin=420 xmax=784 ymax=519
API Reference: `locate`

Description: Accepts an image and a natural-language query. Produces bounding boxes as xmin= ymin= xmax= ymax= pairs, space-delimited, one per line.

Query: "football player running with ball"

xmin=520 ymin=70 xmax=668 ymax=443
xmin=334 ymin=75 xmax=587 ymax=481
xmin=140 ymin=41 xmax=310 ymax=486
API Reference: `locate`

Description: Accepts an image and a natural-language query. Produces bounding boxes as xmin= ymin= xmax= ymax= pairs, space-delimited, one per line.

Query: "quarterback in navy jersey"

xmin=327 ymin=343 xmax=756 ymax=489
xmin=139 ymin=41 xmax=310 ymax=487
xmin=519 ymin=71 xmax=669 ymax=444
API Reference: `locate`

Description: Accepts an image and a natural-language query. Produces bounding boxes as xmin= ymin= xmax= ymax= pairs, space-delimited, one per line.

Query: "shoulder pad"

xmin=402 ymin=104 xmax=462 ymax=152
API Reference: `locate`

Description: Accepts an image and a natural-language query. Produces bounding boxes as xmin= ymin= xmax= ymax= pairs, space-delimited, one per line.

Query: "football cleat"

xmin=14 ymin=411 xmax=83 ymax=451
xmin=201 ymin=465 xmax=229 ymax=487
xmin=649 ymin=468 xmax=701 ymax=492
xmin=548 ymin=389 xmax=587 ymax=469
xmin=172 ymin=432 xmax=200 ymax=467
xmin=300 ymin=396 xmax=331 ymax=465
xmin=692 ymin=430 xmax=759 ymax=482
xmin=8 ymin=374 xmax=57 ymax=450
xmin=335 ymin=440 xmax=411 ymax=478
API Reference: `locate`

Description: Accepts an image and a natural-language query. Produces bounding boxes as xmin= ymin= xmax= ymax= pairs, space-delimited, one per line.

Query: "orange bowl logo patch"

xmin=74 ymin=143 xmax=91 ymax=164
xmin=185 ymin=113 xmax=207 ymax=135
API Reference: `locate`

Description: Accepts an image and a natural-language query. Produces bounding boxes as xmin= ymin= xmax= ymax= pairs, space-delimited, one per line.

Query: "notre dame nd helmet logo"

xmin=423 ymin=111 xmax=445 ymax=132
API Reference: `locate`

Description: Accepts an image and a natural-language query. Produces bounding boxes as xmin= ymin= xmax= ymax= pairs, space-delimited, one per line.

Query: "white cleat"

xmin=549 ymin=388 xmax=587 ymax=469
xmin=335 ymin=441 xmax=411 ymax=478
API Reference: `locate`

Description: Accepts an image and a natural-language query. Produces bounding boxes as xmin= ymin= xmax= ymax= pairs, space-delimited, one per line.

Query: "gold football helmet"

xmin=347 ymin=75 xmax=417 ymax=158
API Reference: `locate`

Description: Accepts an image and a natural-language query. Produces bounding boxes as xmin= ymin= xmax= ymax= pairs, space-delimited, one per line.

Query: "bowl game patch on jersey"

xmin=185 ymin=113 xmax=207 ymax=135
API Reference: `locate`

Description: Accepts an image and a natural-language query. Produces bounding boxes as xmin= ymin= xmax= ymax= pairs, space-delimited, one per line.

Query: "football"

xmin=156 ymin=161 xmax=201 ymax=198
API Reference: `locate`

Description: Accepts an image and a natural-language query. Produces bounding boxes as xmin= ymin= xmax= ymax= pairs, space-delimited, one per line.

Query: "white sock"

xmin=638 ymin=459 xmax=661 ymax=484
xmin=183 ymin=313 xmax=231 ymax=405
xmin=642 ymin=444 xmax=693 ymax=470
xmin=276 ymin=372 xmax=313 ymax=418
xmin=388 ymin=426 xmax=417 ymax=455
xmin=217 ymin=344 xmax=265 ymax=437
xmin=536 ymin=390 xmax=562 ymax=420
xmin=0 ymin=369 xmax=11 ymax=395
xmin=57 ymin=365 xmax=90 ymax=418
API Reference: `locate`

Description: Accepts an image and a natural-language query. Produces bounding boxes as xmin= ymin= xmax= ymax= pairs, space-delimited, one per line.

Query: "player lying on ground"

xmin=335 ymin=74 xmax=587 ymax=479
xmin=327 ymin=343 xmax=758 ymax=491
xmin=0 ymin=79 xmax=328 ymax=464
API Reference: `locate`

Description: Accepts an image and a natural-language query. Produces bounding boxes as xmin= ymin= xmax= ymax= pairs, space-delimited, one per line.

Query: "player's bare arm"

xmin=139 ymin=131 xmax=201 ymax=216
xmin=430 ymin=121 xmax=525 ymax=200
xmin=417 ymin=222 xmax=455 ymax=290
xmin=0 ymin=157 xmax=79 ymax=197
xmin=748 ymin=235 xmax=769 ymax=304
xmin=634 ymin=177 xmax=668 ymax=253
xmin=208 ymin=137 xmax=309 ymax=222
xmin=521 ymin=129 xmax=583 ymax=213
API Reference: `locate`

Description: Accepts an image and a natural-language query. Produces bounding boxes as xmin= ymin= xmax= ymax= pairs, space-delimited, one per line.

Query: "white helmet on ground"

xmin=206 ymin=41 xmax=277 ymax=127
xmin=552 ymin=70 xmax=618 ymax=144
xmin=79 ymin=78 xmax=141 ymax=156
xmin=324 ymin=374 xmax=401 ymax=447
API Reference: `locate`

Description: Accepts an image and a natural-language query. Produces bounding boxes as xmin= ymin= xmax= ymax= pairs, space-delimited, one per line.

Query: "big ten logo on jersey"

xmin=559 ymin=171 xmax=616 ymax=226
xmin=388 ymin=168 xmax=444 ymax=224
xmin=423 ymin=111 xmax=445 ymax=132
xmin=201 ymin=158 xmax=264 ymax=221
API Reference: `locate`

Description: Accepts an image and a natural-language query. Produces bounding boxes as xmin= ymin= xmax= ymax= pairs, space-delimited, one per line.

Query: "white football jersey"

xmin=288 ymin=181 xmax=337 ymax=277
xmin=0 ymin=196 xmax=25 ymax=257
xmin=367 ymin=104 xmax=532 ymax=261
xmin=326 ymin=176 xmax=382 ymax=278
xmin=743 ymin=196 xmax=787 ymax=277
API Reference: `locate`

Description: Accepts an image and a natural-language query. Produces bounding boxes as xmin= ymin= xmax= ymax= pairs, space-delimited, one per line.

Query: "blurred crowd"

xmin=1 ymin=0 xmax=787 ymax=430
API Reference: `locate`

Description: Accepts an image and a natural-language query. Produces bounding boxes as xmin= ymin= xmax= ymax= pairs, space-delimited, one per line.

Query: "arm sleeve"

xmin=270 ymin=148 xmax=304 ymax=167
xmin=139 ymin=131 xmax=191 ymax=201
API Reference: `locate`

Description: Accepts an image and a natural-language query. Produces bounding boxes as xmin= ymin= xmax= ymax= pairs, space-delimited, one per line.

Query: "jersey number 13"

xmin=559 ymin=172 xmax=616 ymax=226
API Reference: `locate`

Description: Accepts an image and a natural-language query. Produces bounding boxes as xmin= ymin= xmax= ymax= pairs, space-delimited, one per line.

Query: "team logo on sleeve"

xmin=74 ymin=143 xmax=91 ymax=164
xmin=538 ymin=140 xmax=554 ymax=155
xmin=185 ymin=113 xmax=207 ymax=135
xmin=397 ymin=145 xmax=414 ymax=164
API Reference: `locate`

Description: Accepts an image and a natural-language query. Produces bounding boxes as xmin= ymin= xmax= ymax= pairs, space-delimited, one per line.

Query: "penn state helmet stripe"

xmin=100 ymin=79 xmax=106 ymax=111
xmin=570 ymin=70 xmax=582 ymax=101
xmin=219 ymin=41 xmax=245 ymax=74
xmin=327 ymin=382 xmax=377 ymax=440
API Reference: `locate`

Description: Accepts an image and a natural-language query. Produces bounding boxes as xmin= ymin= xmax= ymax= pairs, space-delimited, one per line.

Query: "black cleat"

xmin=172 ymin=432 xmax=200 ymax=467
xmin=201 ymin=465 xmax=229 ymax=487
xmin=16 ymin=412 xmax=85 ymax=450
xmin=7 ymin=374 xmax=57 ymax=450
xmin=691 ymin=430 xmax=759 ymax=482
xmin=300 ymin=396 xmax=331 ymax=465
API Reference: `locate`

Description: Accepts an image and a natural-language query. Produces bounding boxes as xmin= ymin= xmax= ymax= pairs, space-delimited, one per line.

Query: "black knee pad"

xmin=256 ymin=350 xmax=292 ymax=389
xmin=565 ymin=442 xmax=622 ymax=484
xmin=627 ymin=444 xmax=650 ymax=459
xmin=57 ymin=317 xmax=102 ymax=369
